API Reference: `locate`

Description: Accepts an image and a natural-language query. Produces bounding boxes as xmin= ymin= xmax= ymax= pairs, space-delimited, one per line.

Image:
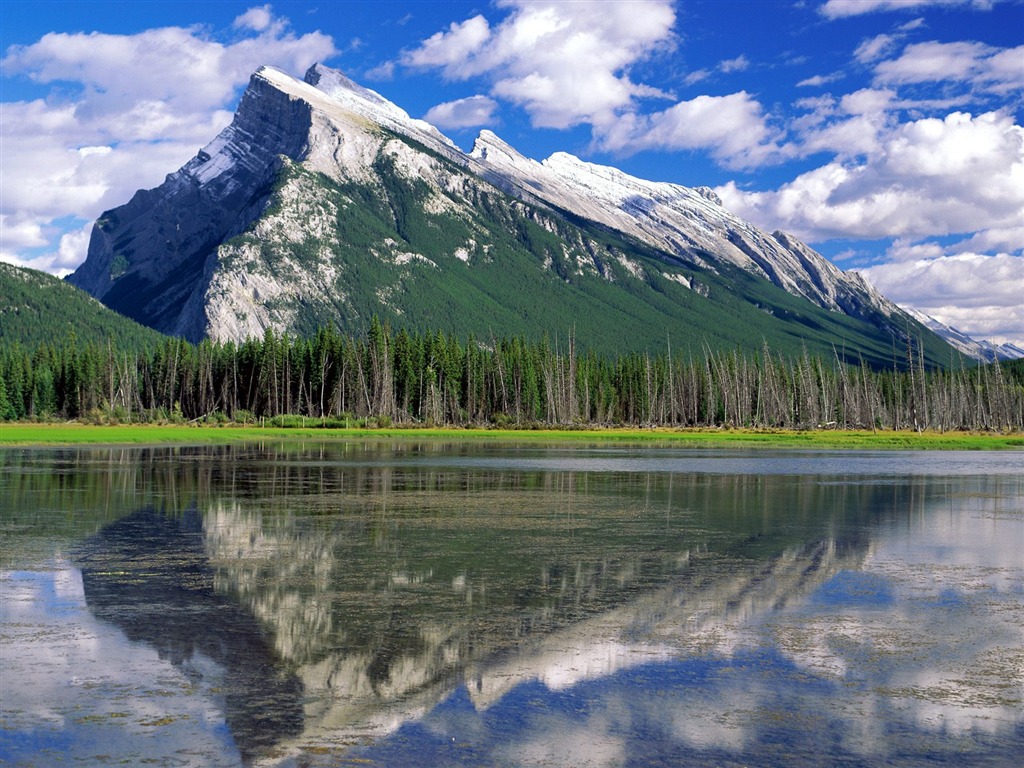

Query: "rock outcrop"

xmin=68 ymin=70 xmax=313 ymax=337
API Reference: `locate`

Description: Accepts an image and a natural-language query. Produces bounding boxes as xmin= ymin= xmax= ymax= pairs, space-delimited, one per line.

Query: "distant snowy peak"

xmin=470 ymin=129 xmax=535 ymax=169
xmin=904 ymin=309 xmax=1024 ymax=362
xmin=470 ymin=129 xmax=712 ymax=219
xmin=999 ymin=342 xmax=1024 ymax=360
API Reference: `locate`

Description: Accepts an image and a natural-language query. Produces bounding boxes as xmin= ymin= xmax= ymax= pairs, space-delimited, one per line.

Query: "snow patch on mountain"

xmin=903 ymin=309 xmax=1024 ymax=362
xmin=303 ymin=64 xmax=457 ymax=152
xmin=662 ymin=272 xmax=693 ymax=290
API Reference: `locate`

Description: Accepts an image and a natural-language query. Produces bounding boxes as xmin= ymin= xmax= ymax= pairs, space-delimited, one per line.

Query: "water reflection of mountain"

xmin=196 ymin=466 xmax=906 ymax=760
xmin=75 ymin=507 xmax=304 ymax=764
xmin=34 ymin=442 xmax=957 ymax=764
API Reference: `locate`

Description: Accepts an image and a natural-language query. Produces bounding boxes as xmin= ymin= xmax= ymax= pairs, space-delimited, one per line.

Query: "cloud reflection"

xmin=3 ymin=445 xmax=1021 ymax=767
xmin=0 ymin=564 xmax=238 ymax=767
xmin=344 ymin=477 xmax=1023 ymax=767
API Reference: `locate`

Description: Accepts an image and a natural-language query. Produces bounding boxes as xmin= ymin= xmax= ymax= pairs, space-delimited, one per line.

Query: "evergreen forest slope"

xmin=0 ymin=263 xmax=166 ymax=350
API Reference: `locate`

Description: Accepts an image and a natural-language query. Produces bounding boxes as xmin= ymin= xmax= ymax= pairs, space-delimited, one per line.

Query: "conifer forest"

xmin=1 ymin=320 xmax=1022 ymax=432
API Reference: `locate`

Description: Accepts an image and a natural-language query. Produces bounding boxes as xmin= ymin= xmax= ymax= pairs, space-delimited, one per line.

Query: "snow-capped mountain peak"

xmin=68 ymin=63 xmax=943 ymax=360
xmin=903 ymin=309 xmax=1024 ymax=361
xmin=470 ymin=130 xmax=533 ymax=166
xmin=302 ymin=63 xmax=455 ymax=149
xmin=467 ymin=131 xmax=901 ymax=318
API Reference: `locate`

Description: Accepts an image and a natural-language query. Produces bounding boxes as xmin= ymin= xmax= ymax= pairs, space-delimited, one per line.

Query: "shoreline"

xmin=1 ymin=422 xmax=1021 ymax=450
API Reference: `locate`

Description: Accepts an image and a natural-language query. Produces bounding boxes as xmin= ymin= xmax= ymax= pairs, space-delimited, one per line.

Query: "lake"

xmin=1 ymin=441 xmax=1022 ymax=767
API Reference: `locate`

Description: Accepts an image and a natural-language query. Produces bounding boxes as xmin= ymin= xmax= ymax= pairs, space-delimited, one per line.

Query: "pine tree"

xmin=0 ymin=368 xmax=16 ymax=421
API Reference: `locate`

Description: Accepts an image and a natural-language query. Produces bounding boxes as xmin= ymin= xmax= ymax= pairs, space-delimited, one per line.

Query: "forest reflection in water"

xmin=1 ymin=441 xmax=1022 ymax=767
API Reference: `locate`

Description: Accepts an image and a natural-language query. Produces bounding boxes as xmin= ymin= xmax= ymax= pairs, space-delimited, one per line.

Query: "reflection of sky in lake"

xmin=0 ymin=563 xmax=241 ymax=767
xmin=2 ymin=446 xmax=1022 ymax=767
xmin=346 ymin=479 xmax=1024 ymax=768
xmin=308 ymin=448 xmax=1024 ymax=478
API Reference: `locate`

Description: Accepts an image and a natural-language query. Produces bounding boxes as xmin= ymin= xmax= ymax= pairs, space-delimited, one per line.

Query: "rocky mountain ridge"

xmin=904 ymin=309 xmax=1024 ymax=362
xmin=66 ymin=63 xmax=952 ymax=365
xmin=469 ymin=129 xmax=898 ymax=322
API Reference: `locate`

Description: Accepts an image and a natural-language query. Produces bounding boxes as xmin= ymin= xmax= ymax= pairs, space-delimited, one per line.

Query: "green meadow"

xmin=0 ymin=422 xmax=1020 ymax=450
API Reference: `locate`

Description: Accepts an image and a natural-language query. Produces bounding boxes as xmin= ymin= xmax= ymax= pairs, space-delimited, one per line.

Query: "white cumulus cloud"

xmin=402 ymin=0 xmax=785 ymax=168
xmin=820 ymin=0 xmax=1000 ymax=20
xmin=403 ymin=15 xmax=492 ymax=75
xmin=797 ymin=72 xmax=845 ymax=88
xmin=234 ymin=4 xmax=274 ymax=33
xmin=855 ymin=33 xmax=899 ymax=64
xmin=874 ymin=40 xmax=1024 ymax=94
xmin=402 ymin=0 xmax=677 ymax=130
xmin=859 ymin=252 xmax=1024 ymax=346
xmin=423 ymin=95 xmax=499 ymax=129
xmin=718 ymin=110 xmax=1024 ymax=242
xmin=0 ymin=7 xmax=337 ymax=274
xmin=596 ymin=92 xmax=788 ymax=169
xmin=719 ymin=55 xmax=750 ymax=73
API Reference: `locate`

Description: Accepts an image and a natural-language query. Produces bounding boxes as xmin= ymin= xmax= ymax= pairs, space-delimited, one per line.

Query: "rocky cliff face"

xmin=68 ymin=69 xmax=314 ymax=337
xmin=67 ymin=63 xmax=948 ymax=363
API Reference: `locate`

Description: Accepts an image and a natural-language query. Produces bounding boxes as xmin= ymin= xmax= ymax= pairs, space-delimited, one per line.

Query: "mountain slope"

xmin=904 ymin=309 xmax=1024 ymax=362
xmin=0 ymin=263 xmax=166 ymax=350
xmin=67 ymin=64 xmax=956 ymax=367
xmin=469 ymin=130 xmax=898 ymax=321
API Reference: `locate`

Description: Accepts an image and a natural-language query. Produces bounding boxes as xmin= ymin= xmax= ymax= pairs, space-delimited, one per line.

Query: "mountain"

xmin=67 ymin=64 xmax=955 ymax=367
xmin=0 ymin=263 xmax=165 ymax=350
xmin=904 ymin=309 xmax=1024 ymax=362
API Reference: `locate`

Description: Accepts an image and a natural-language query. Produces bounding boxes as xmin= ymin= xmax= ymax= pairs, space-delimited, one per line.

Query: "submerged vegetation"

xmin=1 ymin=321 xmax=1021 ymax=434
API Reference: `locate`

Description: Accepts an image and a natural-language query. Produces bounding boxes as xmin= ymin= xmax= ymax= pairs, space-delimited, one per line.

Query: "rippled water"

xmin=1 ymin=441 xmax=1022 ymax=767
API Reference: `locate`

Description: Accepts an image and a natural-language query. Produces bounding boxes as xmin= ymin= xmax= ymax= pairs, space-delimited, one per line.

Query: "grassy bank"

xmin=0 ymin=422 xmax=1021 ymax=450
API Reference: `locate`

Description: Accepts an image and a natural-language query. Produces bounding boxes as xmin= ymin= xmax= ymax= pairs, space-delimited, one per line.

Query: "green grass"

xmin=1 ymin=422 xmax=1020 ymax=450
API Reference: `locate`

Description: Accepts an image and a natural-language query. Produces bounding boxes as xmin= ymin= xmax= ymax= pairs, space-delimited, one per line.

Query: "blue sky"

xmin=2 ymin=0 xmax=1022 ymax=344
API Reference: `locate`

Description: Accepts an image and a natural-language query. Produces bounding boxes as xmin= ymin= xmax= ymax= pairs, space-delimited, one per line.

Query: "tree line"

xmin=1 ymin=320 xmax=1021 ymax=432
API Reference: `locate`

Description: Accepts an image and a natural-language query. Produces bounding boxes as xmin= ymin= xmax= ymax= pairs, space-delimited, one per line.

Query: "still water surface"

xmin=1 ymin=441 xmax=1022 ymax=767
